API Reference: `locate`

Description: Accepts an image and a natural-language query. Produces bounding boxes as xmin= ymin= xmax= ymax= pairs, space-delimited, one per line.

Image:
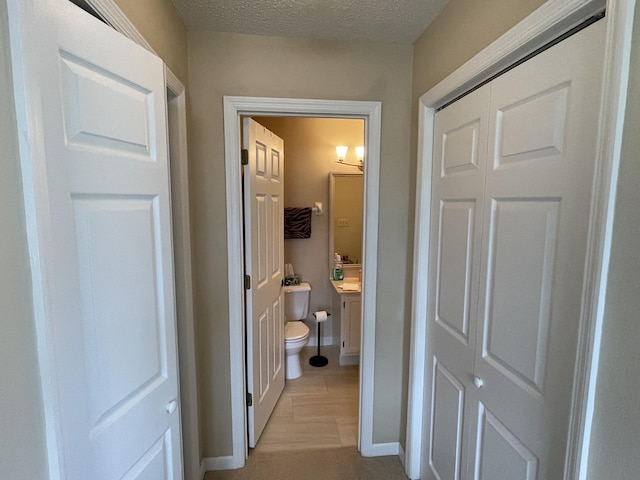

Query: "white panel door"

xmin=244 ymin=118 xmax=285 ymax=448
xmin=422 ymin=84 xmax=491 ymax=480
xmin=423 ymin=19 xmax=606 ymax=480
xmin=8 ymin=0 xmax=182 ymax=479
xmin=472 ymin=20 xmax=606 ymax=479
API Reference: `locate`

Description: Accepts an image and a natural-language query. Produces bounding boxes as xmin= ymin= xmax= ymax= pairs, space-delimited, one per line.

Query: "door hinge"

xmin=245 ymin=275 xmax=251 ymax=290
xmin=343 ymin=301 xmax=346 ymax=308
xmin=241 ymin=149 xmax=249 ymax=166
xmin=246 ymin=392 xmax=253 ymax=407
xmin=342 ymin=341 xmax=345 ymax=348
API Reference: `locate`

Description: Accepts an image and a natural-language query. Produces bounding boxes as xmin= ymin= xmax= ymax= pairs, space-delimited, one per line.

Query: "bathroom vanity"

xmin=330 ymin=279 xmax=361 ymax=365
xmin=328 ymin=172 xmax=364 ymax=365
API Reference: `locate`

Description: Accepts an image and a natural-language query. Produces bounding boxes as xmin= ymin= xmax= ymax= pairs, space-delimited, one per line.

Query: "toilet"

xmin=283 ymin=282 xmax=311 ymax=380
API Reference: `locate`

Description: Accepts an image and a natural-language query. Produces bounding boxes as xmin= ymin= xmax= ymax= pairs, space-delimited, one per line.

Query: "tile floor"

xmin=254 ymin=345 xmax=359 ymax=453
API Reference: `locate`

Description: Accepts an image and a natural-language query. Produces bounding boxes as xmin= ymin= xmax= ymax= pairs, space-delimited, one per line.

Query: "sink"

xmin=330 ymin=279 xmax=361 ymax=294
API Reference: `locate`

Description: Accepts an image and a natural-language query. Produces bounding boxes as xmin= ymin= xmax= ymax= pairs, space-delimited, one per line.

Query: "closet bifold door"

xmin=422 ymin=18 xmax=606 ymax=480
xmin=423 ymin=84 xmax=490 ymax=480
xmin=472 ymin=19 xmax=606 ymax=480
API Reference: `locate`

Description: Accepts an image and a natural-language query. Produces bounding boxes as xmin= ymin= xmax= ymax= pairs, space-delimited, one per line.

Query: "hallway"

xmin=204 ymin=446 xmax=408 ymax=480
xmin=206 ymin=345 xmax=408 ymax=479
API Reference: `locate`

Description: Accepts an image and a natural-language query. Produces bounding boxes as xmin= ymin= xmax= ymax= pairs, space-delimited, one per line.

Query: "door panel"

xmin=8 ymin=0 xmax=182 ymax=478
xmin=474 ymin=405 xmax=538 ymax=480
xmin=482 ymin=199 xmax=559 ymax=396
xmin=474 ymin=20 xmax=606 ymax=478
xmin=73 ymin=197 xmax=166 ymax=427
xmin=436 ymin=201 xmax=477 ymax=344
xmin=60 ymin=54 xmax=154 ymax=157
xmin=423 ymin=84 xmax=491 ymax=480
xmin=429 ymin=360 xmax=466 ymax=480
xmin=494 ymin=85 xmax=569 ymax=167
xmin=244 ymin=118 xmax=285 ymax=447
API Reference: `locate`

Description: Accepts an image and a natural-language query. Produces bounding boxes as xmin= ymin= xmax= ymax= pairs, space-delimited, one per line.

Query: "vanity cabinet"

xmin=331 ymin=283 xmax=361 ymax=365
xmin=330 ymin=279 xmax=362 ymax=364
xmin=341 ymin=294 xmax=361 ymax=360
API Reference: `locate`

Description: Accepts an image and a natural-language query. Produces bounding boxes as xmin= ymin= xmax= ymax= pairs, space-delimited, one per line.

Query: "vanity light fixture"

xmin=336 ymin=145 xmax=348 ymax=162
xmin=335 ymin=145 xmax=364 ymax=171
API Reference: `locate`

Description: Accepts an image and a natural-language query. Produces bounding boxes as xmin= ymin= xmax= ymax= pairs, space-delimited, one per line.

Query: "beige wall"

xmin=188 ymin=32 xmax=413 ymax=456
xmin=412 ymin=0 xmax=546 ymax=98
xmin=114 ymin=0 xmax=188 ymax=84
xmin=254 ymin=117 xmax=364 ymax=347
xmin=0 ymin=1 xmax=49 ymax=478
xmin=587 ymin=9 xmax=640 ymax=478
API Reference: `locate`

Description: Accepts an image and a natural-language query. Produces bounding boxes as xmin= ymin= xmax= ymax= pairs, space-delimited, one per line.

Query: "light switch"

xmin=338 ymin=218 xmax=349 ymax=227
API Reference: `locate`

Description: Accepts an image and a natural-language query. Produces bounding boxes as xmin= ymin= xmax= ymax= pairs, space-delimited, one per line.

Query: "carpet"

xmin=204 ymin=446 xmax=409 ymax=480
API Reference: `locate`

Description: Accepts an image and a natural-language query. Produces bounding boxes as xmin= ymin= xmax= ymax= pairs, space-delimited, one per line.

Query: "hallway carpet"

xmin=204 ymin=446 xmax=409 ymax=480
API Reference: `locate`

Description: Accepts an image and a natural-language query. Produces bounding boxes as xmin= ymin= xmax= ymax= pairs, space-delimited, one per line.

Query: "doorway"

xmin=223 ymin=97 xmax=382 ymax=467
xmin=245 ymin=116 xmax=365 ymax=452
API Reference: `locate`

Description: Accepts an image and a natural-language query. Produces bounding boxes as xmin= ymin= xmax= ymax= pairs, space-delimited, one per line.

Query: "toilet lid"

xmin=285 ymin=321 xmax=309 ymax=341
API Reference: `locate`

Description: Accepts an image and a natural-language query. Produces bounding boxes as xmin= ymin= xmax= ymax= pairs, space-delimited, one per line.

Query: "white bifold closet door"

xmin=422 ymin=19 xmax=605 ymax=480
xmin=7 ymin=0 xmax=183 ymax=478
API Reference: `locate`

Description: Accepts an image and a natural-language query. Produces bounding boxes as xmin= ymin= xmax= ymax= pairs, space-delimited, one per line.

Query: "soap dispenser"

xmin=333 ymin=253 xmax=344 ymax=281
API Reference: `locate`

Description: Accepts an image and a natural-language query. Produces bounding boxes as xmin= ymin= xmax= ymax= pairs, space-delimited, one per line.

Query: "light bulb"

xmin=336 ymin=145 xmax=348 ymax=162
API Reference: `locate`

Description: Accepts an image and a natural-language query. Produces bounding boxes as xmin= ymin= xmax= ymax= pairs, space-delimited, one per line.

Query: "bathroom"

xmin=249 ymin=115 xmax=365 ymax=451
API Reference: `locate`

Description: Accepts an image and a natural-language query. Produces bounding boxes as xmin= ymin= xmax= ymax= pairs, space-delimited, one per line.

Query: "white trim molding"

xmin=364 ymin=441 xmax=400 ymax=458
xmin=200 ymin=456 xmax=238 ymax=474
xmin=568 ymin=1 xmax=636 ymax=478
xmin=398 ymin=443 xmax=406 ymax=469
xmin=405 ymin=0 xmax=635 ymax=479
xmin=223 ymin=96 xmax=382 ymax=469
xmin=84 ymin=0 xmax=154 ymax=51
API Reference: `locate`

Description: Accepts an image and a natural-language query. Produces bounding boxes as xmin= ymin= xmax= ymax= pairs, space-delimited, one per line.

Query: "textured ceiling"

xmin=170 ymin=0 xmax=449 ymax=45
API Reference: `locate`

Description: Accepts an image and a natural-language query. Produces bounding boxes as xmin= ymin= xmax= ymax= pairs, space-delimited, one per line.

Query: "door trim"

xmin=406 ymin=0 xmax=636 ymax=479
xmin=223 ymin=96 xmax=382 ymax=468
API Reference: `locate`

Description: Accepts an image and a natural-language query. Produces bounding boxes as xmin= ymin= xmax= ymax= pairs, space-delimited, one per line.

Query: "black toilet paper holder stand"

xmin=309 ymin=311 xmax=331 ymax=367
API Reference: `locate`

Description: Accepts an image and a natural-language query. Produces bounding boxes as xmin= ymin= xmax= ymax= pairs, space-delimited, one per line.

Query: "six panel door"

xmin=8 ymin=0 xmax=183 ymax=477
xmin=244 ymin=118 xmax=286 ymax=448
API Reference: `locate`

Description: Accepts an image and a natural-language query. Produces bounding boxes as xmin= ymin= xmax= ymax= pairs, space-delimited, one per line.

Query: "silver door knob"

xmin=474 ymin=377 xmax=484 ymax=388
xmin=166 ymin=399 xmax=178 ymax=414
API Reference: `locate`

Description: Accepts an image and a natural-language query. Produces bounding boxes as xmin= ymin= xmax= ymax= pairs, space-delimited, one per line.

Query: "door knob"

xmin=473 ymin=377 xmax=484 ymax=388
xmin=166 ymin=399 xmax=178 ymax=414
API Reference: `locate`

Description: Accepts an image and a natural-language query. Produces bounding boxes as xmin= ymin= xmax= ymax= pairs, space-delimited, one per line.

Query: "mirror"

xmin=329 ymin=173 xmax=364 ymax=275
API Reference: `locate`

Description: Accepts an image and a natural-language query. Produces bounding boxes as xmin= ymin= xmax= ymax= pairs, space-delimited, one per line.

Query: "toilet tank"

xmin=283 ymin=282 xmax=311 ymax=320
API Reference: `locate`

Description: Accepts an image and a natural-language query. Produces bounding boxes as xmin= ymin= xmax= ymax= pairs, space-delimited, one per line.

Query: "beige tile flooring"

xmin=254 ymin=345 xmax=359 ymax=453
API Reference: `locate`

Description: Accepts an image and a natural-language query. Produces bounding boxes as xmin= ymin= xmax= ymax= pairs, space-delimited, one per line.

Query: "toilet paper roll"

xmin=313 ymin=310 xmax=328 ymax=322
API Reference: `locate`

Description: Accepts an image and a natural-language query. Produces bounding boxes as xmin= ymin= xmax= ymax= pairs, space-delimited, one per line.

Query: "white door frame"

xmin=223 ymin=96 xmax=382 ymax=468
xmin=405 ymin=0 xmax=636 ymax=479
xmin=65 ymin=2 xmax=201 ymax=479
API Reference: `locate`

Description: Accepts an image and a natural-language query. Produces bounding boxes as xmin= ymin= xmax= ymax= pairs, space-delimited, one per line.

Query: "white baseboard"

xmin=398 ymin=443 xmax=406 ymax=468
xmin=200 ymin=455 xmax=243 ymax=476
xmin=362 ymin=441 xmax=400 ymax=457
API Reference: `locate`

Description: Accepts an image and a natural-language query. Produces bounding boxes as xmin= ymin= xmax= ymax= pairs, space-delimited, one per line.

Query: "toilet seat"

xmin=285 ymin=321 xmax=309 ymax=341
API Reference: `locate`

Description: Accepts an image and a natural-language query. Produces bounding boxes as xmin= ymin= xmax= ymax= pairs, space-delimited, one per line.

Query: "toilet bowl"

xmin=285 ymin=321 xmax=310 ymax=379
xmin=283 ymin=282 xmax=311 ymax=379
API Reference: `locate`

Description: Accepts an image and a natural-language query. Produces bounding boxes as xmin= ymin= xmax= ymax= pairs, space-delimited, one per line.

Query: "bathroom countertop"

xmin=330 ymin=279 xmax=361 ymax=294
